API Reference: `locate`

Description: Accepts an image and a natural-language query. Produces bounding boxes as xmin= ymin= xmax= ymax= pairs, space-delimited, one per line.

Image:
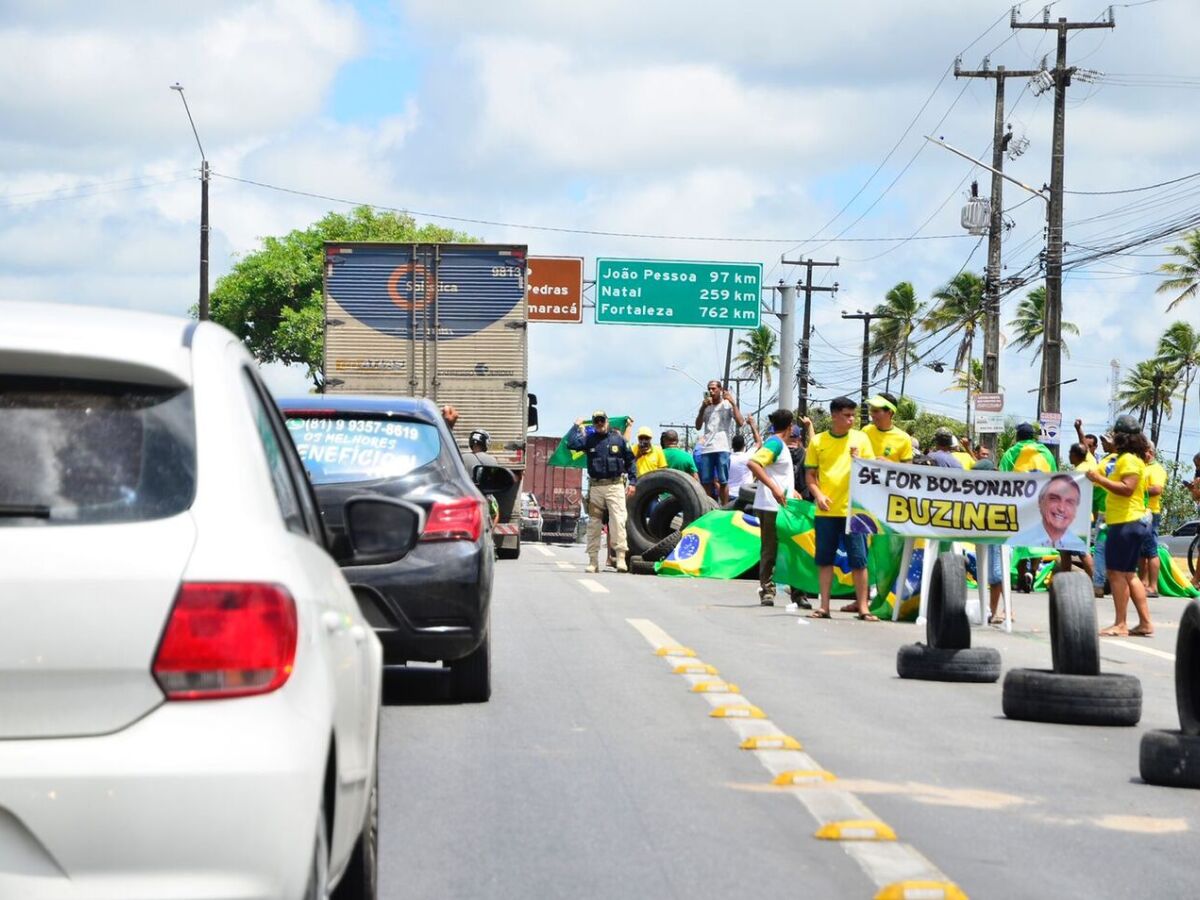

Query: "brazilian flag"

xmin=1158 ymin=545 xmax=1199 ymax=598
xmin=656 ymin=509 xmax=762 ymax=579
xmin=547 ymin=416 xmax=631 ymax=468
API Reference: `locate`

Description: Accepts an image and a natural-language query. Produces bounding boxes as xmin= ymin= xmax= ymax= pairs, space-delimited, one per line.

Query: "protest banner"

xmin=849 ymin=458 xmax=1092 ymax=553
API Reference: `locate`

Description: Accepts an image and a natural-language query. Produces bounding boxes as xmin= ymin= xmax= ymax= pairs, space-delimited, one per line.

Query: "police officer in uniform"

xmin=568 ymin=410 xmax=637 ymax=573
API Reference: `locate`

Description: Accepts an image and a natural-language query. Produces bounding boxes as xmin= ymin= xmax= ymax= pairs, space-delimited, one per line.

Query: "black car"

xmin=279 ymin=394 xmax=511 ymax=702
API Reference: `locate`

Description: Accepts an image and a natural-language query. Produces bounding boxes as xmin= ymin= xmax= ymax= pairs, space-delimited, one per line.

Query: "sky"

xmin=3 ymin=0 xmax=1199 ymax=462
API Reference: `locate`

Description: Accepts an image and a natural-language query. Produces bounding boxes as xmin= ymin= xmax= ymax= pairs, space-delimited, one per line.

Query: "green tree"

xmin=869 ymin=281 xmax=925 ymax=398
xmin=925 ymin=270 xmax=986 ymax=375
xmin=1006 ymin=285 xmax=1080 ymax=359
xmin=735 ymin=325 xmax=780 ymax=417
xmin=1156 ymin=228 xmax=1200 ymax=311
xmin=1119 ymin=359 xmax=1177 ymax=440
xmin=210 ymin=206 xmax=473 ymax=388
xmin=1156 ymin=321 xmax=1200 ymax=467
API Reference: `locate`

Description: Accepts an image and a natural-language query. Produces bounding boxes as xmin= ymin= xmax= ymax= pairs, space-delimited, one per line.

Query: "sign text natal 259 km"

xmin=594 ymin=258 xmax=762 ymax=328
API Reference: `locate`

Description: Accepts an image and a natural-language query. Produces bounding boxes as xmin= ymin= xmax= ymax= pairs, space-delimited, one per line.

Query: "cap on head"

xmin=636 ymin=426 xmax=653 ymax=439
xmin=933 ymin=427 xmax=954 ymax=448
xmin=1113 ymin=414 xmax=1140 ymax=435
xmin=591 ymin=410 xmax=607 ymax=422
xmin=1015 ymin=422 xmax=1036 ymax=441
xmin=867 ymin=394 xmax=897 ymax=413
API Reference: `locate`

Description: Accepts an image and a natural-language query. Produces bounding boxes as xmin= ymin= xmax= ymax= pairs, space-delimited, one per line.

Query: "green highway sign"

xmin=594 ymin=258 xmax=762 ymax=329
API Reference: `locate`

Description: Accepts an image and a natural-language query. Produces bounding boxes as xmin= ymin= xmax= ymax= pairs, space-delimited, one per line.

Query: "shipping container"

xmin=523 ymin=436 xmax=584 ymax=543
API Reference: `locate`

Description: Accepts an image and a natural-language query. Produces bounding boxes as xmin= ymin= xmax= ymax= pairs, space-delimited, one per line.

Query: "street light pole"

xmin=170 ymin=83 xmax=209 ymax=320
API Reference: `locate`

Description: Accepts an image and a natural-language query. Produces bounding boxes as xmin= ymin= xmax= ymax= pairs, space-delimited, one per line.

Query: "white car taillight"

xmin=153 ymin=583 xmax=298 ymax=700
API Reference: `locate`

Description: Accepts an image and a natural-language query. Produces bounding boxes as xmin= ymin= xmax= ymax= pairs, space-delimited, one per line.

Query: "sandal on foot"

xmin=809 ymin=609 xmax=831 ymax=619
xmin=1128 ymin=627 xmax=1155 ymax=637
xmin=855 ymin=613 xmax=879 ymax=621
xmin=1099 ymin=626 xmax=1128 ymax=637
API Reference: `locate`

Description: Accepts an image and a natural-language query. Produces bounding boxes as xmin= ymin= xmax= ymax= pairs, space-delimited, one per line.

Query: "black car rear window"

xmin=0 ymin=376 xmax=196 ymax=526
xmin=285 ymin=414 xmax=443 ymax=484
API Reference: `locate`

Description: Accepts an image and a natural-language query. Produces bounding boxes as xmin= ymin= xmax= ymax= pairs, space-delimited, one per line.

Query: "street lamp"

xmin=170 ymin=83 xmax=210 ymax=320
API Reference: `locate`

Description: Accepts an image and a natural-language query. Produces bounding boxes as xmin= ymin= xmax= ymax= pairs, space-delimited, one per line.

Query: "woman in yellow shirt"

xmin=1085 ymin=416 xmax=1153 ymax=637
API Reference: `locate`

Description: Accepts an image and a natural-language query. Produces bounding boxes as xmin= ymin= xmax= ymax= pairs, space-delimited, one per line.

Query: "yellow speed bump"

xmin=772 ymin=769 xmax=835 ymax=785
xmin=815 ymin=819 xmax=897 ymax=841
xmin=656 ymin=646 xmax=696 ymax=657
xmin=672 ymin=662 xmax=718 ymax=675
xmin=875 ymin=881 xmax=968 ymax=900
xmin=709 ymin=704 xmax=765 ymax=719
xmin=690 ymin=681 xmax=739 ymax=694
xmin=740 ymin=735 xmax=803 ymax=751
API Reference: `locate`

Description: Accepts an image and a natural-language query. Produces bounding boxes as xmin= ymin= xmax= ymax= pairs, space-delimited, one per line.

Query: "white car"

xmin=0 ymin=302 xmax=419 ymax=899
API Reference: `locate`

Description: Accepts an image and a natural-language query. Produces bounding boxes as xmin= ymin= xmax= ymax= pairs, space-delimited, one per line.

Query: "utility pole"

xmin=772 ymin=282 xmax=798 ymax=411
xmin=954 ymin=58 xmax=1040 ymax=457
xmin=781 ymin=257 xmax=839 ymax=415
xmin=842 ymin=311 xmax=896 ymax=426
xmin=170 ymin=83 xmax=210 ymax=320
xmin=659 ymin=423 xmax=696 ymax=450
xmin=1011 ymin=9 xmax=1115 ymax=459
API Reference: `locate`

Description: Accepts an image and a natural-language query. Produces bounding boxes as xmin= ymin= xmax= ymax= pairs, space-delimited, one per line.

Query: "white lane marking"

xmin=533 ymin=544 xmax=554 ymax=557
xmin=578 ymin=579 xmax=609 ymax=594
xmin=626 ymin=617 xmax=957 ymax=893
xmin=555 ymin=561 xmax=573 ymax=570
xmin=1107 ymin=639 xmax=1176 ymax=661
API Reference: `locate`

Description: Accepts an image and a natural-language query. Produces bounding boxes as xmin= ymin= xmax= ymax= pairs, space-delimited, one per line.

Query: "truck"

xmin=321 ymin=242 xmax=536 ymax=557
xmin=523 ymin=436 xmax=585 ymax=543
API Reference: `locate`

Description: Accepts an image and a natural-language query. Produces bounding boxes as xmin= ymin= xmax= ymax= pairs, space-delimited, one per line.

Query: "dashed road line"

xmin=626 ymin=617 xmax=966 ymax=899
xmin=578 ymin=579 xmax=609 ymax=594
xmin=533 ymin=544 xmax=554 ymax=557
xmin=555 ymin=561 xmax=574 ymax=570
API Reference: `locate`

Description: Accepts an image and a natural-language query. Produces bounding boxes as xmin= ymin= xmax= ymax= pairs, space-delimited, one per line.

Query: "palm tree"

xmin=735 ymin=325 xmax=779 ymax=418
xmin=1156 ymin=229 xmax=1200 ymax=311
xmin=925 ymin=271 xmax=986 ymax=374
xmin=944 ymin=359 xmax=986 ymax=428
xmin=1119 ymin=359 xmax=1177 ymax=442
xmin=870 ymin=281 xmax=925 ymax=398
xmin=1156 ymin=321 xmax=1200 ymax=467
xmin=1007 ymin=285 xmax=1080 ymax=360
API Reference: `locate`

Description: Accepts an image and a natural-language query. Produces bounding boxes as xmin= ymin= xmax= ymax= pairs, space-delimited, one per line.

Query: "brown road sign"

xmin=528 ymin=256 xmax=583 ymax=323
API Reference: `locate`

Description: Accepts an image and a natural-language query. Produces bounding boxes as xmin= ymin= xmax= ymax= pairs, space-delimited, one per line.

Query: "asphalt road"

xmin=377 ymin=542 xmax=1195 ymax=899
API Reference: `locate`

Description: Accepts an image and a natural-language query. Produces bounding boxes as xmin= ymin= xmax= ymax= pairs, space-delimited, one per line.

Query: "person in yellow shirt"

xmin=630 ymin=426 xmax=666 ymax=477
xmin=951 ymin=436 xmax=975 ymax=470
xmin=805 ymin=396 xmax=876 ymax=620
xmin=1085 ymin=416 xmax=1153 ymax=638
xmin=862 ymin=393 xmax=913 ymax=463
xmin=1140 ymin=441 xmax=1167 ymax=598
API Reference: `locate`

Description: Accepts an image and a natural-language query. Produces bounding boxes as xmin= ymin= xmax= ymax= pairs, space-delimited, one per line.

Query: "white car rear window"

xmin=0 ymin=376 xmax=196 ymax=526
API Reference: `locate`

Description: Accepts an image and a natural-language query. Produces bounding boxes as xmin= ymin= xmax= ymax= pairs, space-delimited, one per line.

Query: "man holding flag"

xmin=568 ymin=411 xmax=637 ymax=574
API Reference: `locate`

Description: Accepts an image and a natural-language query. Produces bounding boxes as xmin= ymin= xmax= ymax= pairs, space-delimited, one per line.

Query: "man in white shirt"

xmin=694 ymin=379 xmax=745 ymax=505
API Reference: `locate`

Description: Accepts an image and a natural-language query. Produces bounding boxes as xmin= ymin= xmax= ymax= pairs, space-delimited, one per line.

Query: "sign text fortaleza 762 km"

xmin=594 ymin=258 xmax=762 ymax=329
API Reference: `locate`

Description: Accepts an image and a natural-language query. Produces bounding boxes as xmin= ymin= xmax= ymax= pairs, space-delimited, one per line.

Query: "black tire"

xmin=648 ymin=496 xmax=683 ymax=536
xmin=1139 ymin=729 xmax=1200 ymax=789
xmin=641 ymin=530 xmax=683 ymax=563
xmin=702 ymin=493 xmax=719 ymax=512
xmin=1188 ymin=532 xmax=1200 ymax=578
xmin=927 ymin=552 xmax=970 ymax=650
xmin=1176 ymin=600 xmax=1200 ymax=736
xmin=1049 ymin=570 xmax=1100 ymax=676
xmin=450 ymin=633 xmax=491 ymax=703
xmin=626 ymin=469 xmax=708 ymax=554
xmin=1002 ymin=668 xmax=1142 ymax=726
xmin=896 ymin=643 xmax=1001 ymax=683
xmin=333 ymin=728 xmax=379 ymax=900
xmin=731 ymin=483 xmax=757 ymax=511
xmin=629 ymin=556 xmax=658 ymax=576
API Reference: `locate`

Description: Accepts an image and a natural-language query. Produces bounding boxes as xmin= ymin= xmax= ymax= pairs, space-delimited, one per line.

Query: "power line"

xmin=211 ymin=171 xmax=973 ymax=246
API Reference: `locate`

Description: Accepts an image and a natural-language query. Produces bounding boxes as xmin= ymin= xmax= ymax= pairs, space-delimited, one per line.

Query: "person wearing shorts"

xmin=1086 ymin=416 xmax=1153 ymax=638
xmin=694 ymin=380 xmax=745 ymax=504
xmin=804 ymin=396 xmax=875 ymax=620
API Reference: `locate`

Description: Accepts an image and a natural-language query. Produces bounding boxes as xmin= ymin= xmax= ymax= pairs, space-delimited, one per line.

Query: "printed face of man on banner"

xmin=1013 ymin=475 xmax=1088 ymax=552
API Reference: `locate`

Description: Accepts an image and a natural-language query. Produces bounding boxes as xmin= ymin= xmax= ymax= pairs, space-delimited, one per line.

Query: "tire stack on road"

xmin=1002 ymin=571 xmax=1142 ymax=726
xmin=896 ymin=552 xmax=1002 ymax=683
xmin=1139 ymin=599 xmax=1200 ymax=788
xmin=625 ymin=470 xmax=717 ymax=575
